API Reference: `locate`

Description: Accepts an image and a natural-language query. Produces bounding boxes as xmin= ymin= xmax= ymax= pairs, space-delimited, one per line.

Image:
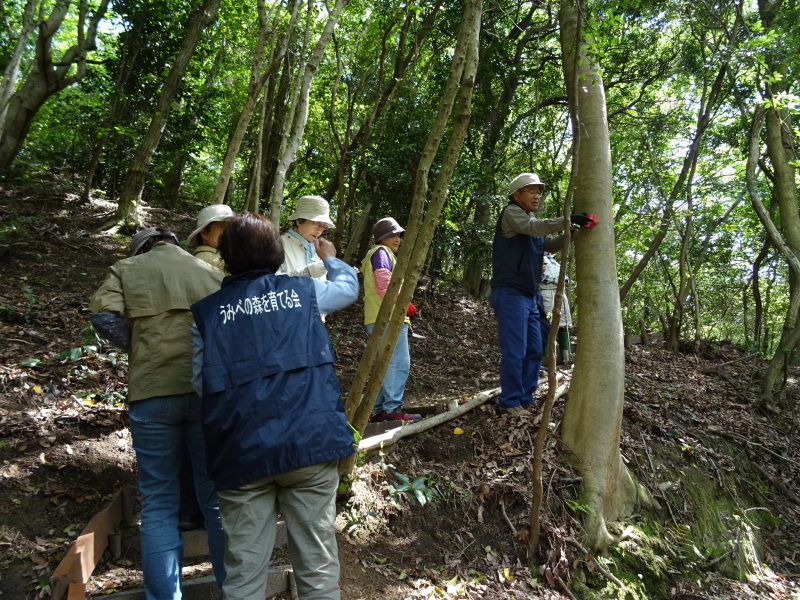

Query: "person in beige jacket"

xmin=187 ymin=204 xmax=234 ymax=271
xmin=279 ymin=195 xmax=335 ymax=281
xmin=89 ymin=228 xmax=226 ymax=598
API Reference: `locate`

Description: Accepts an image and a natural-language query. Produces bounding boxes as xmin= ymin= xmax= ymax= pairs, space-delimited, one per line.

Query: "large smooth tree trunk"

xmin=558 ymin=0 xmax=644 ymax=551
xmin=105 ymin=0 xmax=221 ymax=232
xmin=0 ymin=0 xmax=111 ymax=167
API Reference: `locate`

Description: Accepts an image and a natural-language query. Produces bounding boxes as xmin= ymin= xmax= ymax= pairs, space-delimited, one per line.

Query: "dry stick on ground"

xmin=696 ymin=364 xmax=750 ymax=402
xmin=556 ymin=575 xmax=578 ymax=600
xmin=565 ymin=536 xmax=624 ymax=589
xmin=640 ymin=431 xmax=677 ymax=523
xmin=706 ymin=427 xmax=800 ymax=469
xmin=357 ymin=386 xmax=500 ymax=452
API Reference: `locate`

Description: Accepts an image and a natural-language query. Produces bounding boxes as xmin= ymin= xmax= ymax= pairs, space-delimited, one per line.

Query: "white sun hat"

xmin=186 ymin=204 xmax=235 ymax=248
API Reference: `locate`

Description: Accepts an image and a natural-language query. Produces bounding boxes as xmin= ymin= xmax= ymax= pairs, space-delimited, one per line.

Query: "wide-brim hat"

xmin=187 ymin=204 xmax=235 ymax=248
xmin=372 ymin=217 xmax=405 ymax=243
xmin=286 ymin=195 xmax=334 ymax=228
xmin=508 ymin=172 xmax=546 ymax=198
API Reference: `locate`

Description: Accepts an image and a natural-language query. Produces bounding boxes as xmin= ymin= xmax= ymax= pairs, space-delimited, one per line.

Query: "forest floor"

xmin=1 ymin=176 xmax=799 ymax=599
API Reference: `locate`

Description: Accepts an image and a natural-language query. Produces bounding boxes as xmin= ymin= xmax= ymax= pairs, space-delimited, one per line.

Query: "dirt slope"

xmin=1 ymin=179 xmax=799 ymax=599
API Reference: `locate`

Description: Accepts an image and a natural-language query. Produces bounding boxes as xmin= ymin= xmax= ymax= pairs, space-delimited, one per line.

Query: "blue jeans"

xmin=128 ymin=393 xmax=226 ymax=599
xmin=365 ymin=322 xmax=410 ymax=413
xmin=490 ymin=287 xmax=542 ymax=408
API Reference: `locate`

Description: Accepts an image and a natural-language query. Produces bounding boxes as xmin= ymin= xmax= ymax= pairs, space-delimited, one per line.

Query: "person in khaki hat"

xmin=279 ymin=195 xmax=337 ymax=281
xmin=187 ymin=204 xmax=235 ymax=271
xmin=490 ymin=173 xmax=595 ymax=415
xmin=360 ymin=217 xmax=421 ymax=423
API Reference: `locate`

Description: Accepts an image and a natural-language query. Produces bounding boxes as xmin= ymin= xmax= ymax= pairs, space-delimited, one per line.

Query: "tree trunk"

xmin=340 ymin=0 xmax=481 ymax=476
xmin=321 ymin=1 xmax=444 ymax=202
xmin=0 ymin=0 xmax=111 ymax=167
xmin=746 ymin=106 xmax=800 ymax=408
xmin=0 ymin=0 xmax=37 ymax=142
xmin=460 ymin=2 xmax=552 ymax=296
xmin=105 ymin=0 xmax=221 ymax=232
xmin=210 ymin=0 xmax=295 ymax=205
xmin=268 ymin=0 xmax=350 ymax=226
xmin=751 ymin=238 xmax=770 ymax=349
xmin=558 ymin=0 xmax=646 ymax=552
xmin=82 ymin=40 xmax=140 ymax=203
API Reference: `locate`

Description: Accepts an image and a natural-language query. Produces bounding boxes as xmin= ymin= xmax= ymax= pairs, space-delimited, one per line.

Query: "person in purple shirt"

xmin=360 ymin=218 xmax=421 ymax=422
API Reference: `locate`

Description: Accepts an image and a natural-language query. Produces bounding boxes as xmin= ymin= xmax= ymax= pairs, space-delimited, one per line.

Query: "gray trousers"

xmin=540 ymin=286 xmax=572 ymax=327
xmin=218 ymin=460 xmax=341 ymax=600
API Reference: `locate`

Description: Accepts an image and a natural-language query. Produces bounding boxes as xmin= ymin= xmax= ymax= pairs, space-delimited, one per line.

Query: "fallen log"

xmin=358 ymin=386 xmax=501 ymax=452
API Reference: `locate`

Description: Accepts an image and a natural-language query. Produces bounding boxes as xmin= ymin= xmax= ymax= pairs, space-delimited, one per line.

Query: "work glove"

xmin=406 ymin=303 xmax=418 ymax=318
xmin=570 ymin=212 xmax=598 ymax=228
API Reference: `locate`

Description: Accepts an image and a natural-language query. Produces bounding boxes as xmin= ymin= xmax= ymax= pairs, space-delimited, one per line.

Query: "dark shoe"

xmin=497 ymin=405 xmax=531 ymax=417
xmin=370 ymin=409 xmax=422 ymax=422
xmin=178 ymin=514 xmax=204 ymax=532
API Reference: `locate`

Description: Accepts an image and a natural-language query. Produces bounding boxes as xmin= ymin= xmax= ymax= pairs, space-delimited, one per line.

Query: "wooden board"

xmin=104 ymin=568 xmax=291 ymax=599
xmin=50 ymin=487 xmax=127 ymax=600
xmin=183 ymin=520 xmax=287 ymax=558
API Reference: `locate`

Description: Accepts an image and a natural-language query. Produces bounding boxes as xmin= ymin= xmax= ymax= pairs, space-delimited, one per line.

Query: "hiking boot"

xmin=496 ymin=405 xmax=531 ymax=417
xmin=369 ymin=409 xmax=422 ymax=423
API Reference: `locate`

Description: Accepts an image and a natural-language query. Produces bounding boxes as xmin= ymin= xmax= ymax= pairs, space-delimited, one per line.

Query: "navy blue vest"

xmin=191 ymin=270 xmax=354 ymax=490
xmin=491 ymin=203 xmax=544 ymax=296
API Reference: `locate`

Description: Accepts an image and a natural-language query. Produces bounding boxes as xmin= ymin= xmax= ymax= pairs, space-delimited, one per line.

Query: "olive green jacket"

xmin=90 ymin=242 xmax=223 ymax=402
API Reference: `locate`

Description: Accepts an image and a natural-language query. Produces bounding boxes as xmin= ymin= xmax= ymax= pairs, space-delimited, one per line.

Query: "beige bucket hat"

xmin=286 ymin=196 xmax=334 ymax=228
xmin=508 ymin=173 xmax=546 ymax=198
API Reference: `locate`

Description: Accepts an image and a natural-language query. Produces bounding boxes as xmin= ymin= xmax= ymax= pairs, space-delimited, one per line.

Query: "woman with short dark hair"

xmin=218 ymin=212 xmax=285 ymax=275
xmin=190 ymin=212 xmax=358 ymax=600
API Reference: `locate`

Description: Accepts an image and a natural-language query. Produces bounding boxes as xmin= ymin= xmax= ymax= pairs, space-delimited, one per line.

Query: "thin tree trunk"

xmin=0 ymin=0 xmax=37 ymax=141
xmin=268 ymin=0 xmax=350 ymax=226
xmin=340 ymin=0 xmax=482 ymax=477
xmin=751 ymin=238 xmax=770 ymax=348
xmin=104 ymin=0 xmax=221 ymax=232
xmin=322 ymin=1 xmax=444 ymax=202
xmin=746 ymin=106 xmax=800 ymax=407
xmin=245 ymin=92 xmax=270 ymax=213
xmin=211 ymin=0 xmax=295 ymax=205
xmin=82 ymin=40 xmax=139 ymax=203
xmin=618 ymin=27 xmax=739 ymax=302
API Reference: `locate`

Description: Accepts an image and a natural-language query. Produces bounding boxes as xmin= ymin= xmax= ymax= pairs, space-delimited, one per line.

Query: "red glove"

xmin=406 ymin=303 xmax=418 ymax=318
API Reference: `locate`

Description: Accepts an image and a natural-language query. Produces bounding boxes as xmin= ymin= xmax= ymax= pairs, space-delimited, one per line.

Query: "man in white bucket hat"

xmin=187 ymin=204 xmax=235 ymax=271
xmin=490 ymin=173 xmax=596 ymax=415
xmin=280 ymin=195 xmax=337 ymax=281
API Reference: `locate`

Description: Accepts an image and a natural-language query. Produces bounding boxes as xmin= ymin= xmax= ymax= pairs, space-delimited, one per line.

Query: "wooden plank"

xmin=183 ymin=520 xmax=287 ymax=558
xmin=105 ymin=567 xmax=291 ymax=599
xmin=50 ymin=487 xmax=126 ymax=600
xmin=67 ymin=583 xmax=86 ymax=600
